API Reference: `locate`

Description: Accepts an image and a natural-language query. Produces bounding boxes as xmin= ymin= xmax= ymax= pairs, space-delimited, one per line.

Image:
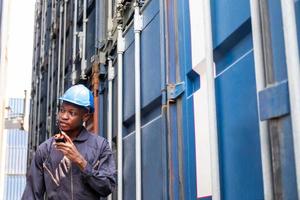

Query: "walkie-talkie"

xmin=54 ymin=129 xmax=66 ymax=143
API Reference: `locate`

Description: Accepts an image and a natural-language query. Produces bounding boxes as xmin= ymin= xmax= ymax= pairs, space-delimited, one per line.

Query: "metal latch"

xmin=167 ymin=82 xmax=185 ymax=102
xmin=258 ymin=80 xmax=290 ymax=120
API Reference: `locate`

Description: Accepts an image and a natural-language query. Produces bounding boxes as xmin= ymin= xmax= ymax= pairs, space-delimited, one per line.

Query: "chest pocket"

xmin=79 ymin=142 xmax=102 ymax=170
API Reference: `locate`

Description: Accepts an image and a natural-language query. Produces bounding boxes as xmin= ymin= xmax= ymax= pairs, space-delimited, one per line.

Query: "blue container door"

xmin=211 ymin=0 xmax=264 ymax=199
xmin=121 ymin=1 xmax=167 ymax=199
xmin=254 ymin=0 xmax=298 ymax=198
xmin=176 ymin=0 xmax=264 ymax=199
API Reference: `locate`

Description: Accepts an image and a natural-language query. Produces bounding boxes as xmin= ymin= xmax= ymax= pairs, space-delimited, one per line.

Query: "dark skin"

xmin=54 ymin=101 xmax=91 ymax=170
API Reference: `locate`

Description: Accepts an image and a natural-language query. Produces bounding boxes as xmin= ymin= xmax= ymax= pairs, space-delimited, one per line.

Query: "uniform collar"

xmin=73 ymin=127 xmax=90 ymax=142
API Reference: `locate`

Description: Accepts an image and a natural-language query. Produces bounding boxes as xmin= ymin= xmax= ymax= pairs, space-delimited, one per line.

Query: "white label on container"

xmin=189 ymin=0 xmax=213 ymax=198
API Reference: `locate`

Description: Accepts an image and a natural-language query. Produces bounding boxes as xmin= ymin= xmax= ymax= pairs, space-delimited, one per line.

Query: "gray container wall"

xmin=29 ymin=0 xmax=167 ymax=199
xmin=28 ymin=0 xmax=115 ymax=198
xmin=28 ymin=0 xmax=99 ymax=153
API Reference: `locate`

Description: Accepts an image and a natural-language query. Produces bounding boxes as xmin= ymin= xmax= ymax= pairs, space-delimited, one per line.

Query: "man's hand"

xmin=54 ymin=133 xmax=87 ymax=170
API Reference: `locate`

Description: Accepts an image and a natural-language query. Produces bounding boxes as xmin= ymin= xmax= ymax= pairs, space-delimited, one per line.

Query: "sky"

xmin=5 ymin=0 xmax=35 ymax=98
xmin=0 ymin=1 xmax=36 ymax=196
xmin=2 ymin=0 xmax=36 ymax=131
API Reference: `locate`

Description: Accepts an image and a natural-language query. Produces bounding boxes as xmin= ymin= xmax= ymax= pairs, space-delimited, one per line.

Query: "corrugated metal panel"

xmin=5 ymin=129 xmax=28 ymax=174
xmin=7 ymin=98 xmax=24 ymax=119
xmin=3 ymin=175 xmax=26 ymax=200
xmin=3 ymin=98 xmax=28 ymax=199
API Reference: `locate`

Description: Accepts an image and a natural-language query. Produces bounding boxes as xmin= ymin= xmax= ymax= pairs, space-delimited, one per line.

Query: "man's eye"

xmin=69 ymin=111 xmax=77 ymax=116
xmin=60 ymin=109 xmax=66 ymax=113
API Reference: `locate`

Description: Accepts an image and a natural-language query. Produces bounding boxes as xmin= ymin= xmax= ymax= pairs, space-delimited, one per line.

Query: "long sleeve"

xmin=81 ymin=140 xmax=117 ymax=197
xmin=21 ymin=147 xmax=46 ymax=200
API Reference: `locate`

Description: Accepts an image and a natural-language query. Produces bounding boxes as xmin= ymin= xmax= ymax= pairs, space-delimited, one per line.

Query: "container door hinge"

xmin=167 ymin=82 xmax=185 ymax=102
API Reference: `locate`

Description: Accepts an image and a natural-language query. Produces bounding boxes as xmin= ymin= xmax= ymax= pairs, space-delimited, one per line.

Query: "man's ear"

xmin=82 ymin=112 xmax=91 ymax=122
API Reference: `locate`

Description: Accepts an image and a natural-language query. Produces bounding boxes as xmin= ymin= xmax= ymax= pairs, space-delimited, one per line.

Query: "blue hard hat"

xmin=59 ymin=84 xmax=94 ymax=113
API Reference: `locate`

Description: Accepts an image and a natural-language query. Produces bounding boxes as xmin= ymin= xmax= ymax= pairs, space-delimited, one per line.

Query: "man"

xmin=22 ymin=84 xmax=116 ymax=200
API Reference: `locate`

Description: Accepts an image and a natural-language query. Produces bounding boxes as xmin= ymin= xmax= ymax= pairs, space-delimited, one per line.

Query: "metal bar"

xmin=107 ymin=0 xmax=113 ymax=36
xmin=280 ymin=0 xmax=300 ymax=196
xmin=38 ymin=0 xmax=45 ymax=142
xmin=72 ymin=0 xmax=78 ymax=85
xmin=259 ymin=0 xmax=274 ymax=84
xmin=160 ymin=0 xmax=169 ymax=198
xmin=46 ymin=42 xmax=51 ymax=136
xmin=95 ymin=0 xmax=105 ymax=49
xmin=203 ymin=0 xmax=221 ymax=199
xmin=56 ymin=3 xmax=63 ymax=112
xmin=164 ymin=0 xmax=177 ymax=198
xmin=62 ymin=0 xmax=68 ymax=92
xmin=92 ymin=56 xmax=100 ymax=134
xmin=250 ymin=0 xmax=274 ymax=199
xmin=95 ymin=0 xmax=99 ymax=48
xmin=37 ymin=75 xmax=42 ymax=144
xmin=49 ymin=0 xmax=56 ymax=136
xmin=173 ymin=2 xmax=185 ymax=198
xmin=134 ymin=3 xmax=142 ymax=200
xmin=50 ymin=40 xmax=55 ymax=135
xmin=45 ymin=0 xmax=51 ymax=135
xmin=81 ymin=0 xmax=87 ymax=79
xmin=23 ymin=90 xmax=27 ymax=122
xmin=107 ymin=59 xmax=113 ymax=200
xmin=117 ymin=24 xmax=125 ymax=200
xmin=37 ymin=0 xmax=46 ymax=144
xmin=107 ymin=58 xmax=113 ymax=148
xmin=40 ymin=0 xmax=47 ymax=64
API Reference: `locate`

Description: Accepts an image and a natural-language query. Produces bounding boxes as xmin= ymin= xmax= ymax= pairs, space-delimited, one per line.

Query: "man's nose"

xmin=60 ymin=112 xmax=69 ymax=119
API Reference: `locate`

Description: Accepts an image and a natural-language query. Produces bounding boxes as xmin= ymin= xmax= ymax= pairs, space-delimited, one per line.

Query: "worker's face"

xmin=58 ymin=102 xmax=89 ymax=133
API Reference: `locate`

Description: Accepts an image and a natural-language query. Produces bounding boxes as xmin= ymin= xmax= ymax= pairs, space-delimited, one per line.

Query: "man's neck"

xmin=66 ymin=127 xmax=83 ymax=140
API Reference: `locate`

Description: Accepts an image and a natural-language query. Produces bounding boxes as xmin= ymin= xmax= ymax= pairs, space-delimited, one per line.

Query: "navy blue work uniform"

xmin=22 ymin=128 xmax=116 ymax=200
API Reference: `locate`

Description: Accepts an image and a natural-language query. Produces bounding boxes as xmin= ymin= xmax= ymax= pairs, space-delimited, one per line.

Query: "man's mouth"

xmin=59 ymin=122 xmax=69 ymax=128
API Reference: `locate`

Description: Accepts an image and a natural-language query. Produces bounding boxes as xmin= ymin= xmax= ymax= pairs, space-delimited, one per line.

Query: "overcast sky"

xmin=5 ymin=0 xmax=35 ymax=98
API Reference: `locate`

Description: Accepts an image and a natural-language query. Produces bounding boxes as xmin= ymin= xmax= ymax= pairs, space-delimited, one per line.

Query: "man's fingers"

xmin=54 ymin=144 xmax=67 ymax=151
xmin=60 ymin=131 xmax=72 ymax=143
xmin=54 ymin=143 xmax=72 ymax=153
xmin=54 ymin=142 xmax=78 ymax=161
xmin=54 ymin=141 xmax=68 ymax=147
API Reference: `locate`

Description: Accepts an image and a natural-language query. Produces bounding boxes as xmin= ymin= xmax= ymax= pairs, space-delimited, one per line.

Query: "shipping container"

xmin=28 ymin=0 xmax=300 ymax=199
xmin=2 ymin=98 xmax=28 ymax=200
